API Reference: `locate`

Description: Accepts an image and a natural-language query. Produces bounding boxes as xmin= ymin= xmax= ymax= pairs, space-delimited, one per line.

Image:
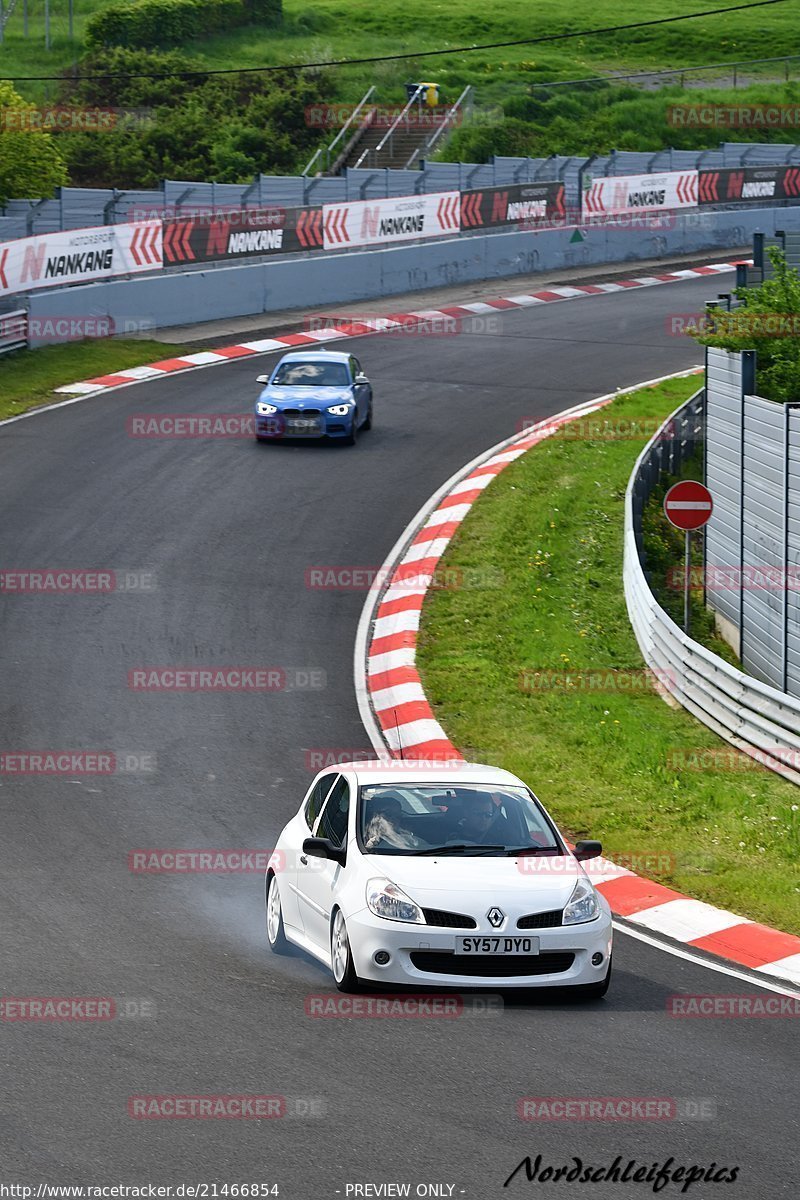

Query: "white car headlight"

xmin=257 ymin=402 xmax=278 ymax=415
xmin=562 ymin=875 xmax=600 ymax=925
xmin=366 ymin=878 xmax=425 ymax=924
xmin=327 ymin=403 xmax=352 ymax=415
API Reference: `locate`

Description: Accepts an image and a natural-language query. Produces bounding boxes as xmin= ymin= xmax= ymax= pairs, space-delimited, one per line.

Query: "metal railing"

xmin=353 ymin=85 xmax=426 ymax=171
xmin=528 ymin=52 xmax=800 ymax=93
xmin=0 ymin=308 xmax=27 ymax=356
xmin=625 ymin=389 xmax=800 ymax=786
xmin=301 ymin=86 xmax=376 ymax=177
xmin=407 ymin=85 xmax=473 ymax=169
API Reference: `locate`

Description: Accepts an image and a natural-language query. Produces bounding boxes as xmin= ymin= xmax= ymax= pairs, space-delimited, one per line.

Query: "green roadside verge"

xmin=417 ymin=377 xmax=800 ymax=934
xmin=0 ymin=340 xmax=188 ymax=423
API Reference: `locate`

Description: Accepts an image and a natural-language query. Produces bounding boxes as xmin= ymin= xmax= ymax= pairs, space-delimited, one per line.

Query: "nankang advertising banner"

xmin=0 ymin=222 xmax=162 ymax=296
xmin=322 ymin=192 xmax=460 ymax=249
xmin=460 ymin=182 xmax=566 ymax=228
xmin=162 ymin=207 xmax=324 ymax=264
xmin=582 ymin=171 xmax=698 ymax=217
xmin=698 ymin=165 xmax=800 ymax=204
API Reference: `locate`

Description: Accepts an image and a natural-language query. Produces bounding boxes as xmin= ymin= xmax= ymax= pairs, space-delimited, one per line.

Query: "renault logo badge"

xmin=487 ymin=907 xmax=505 ymax=928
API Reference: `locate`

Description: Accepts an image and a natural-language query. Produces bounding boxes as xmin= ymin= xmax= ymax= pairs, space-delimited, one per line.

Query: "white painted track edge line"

xmin=614 ymin=920 xmax=800 ymax=996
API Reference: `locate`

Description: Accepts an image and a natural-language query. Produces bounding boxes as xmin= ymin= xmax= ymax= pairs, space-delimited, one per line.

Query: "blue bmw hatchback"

xmin=254 ymin=350 xmax=373 ymax=445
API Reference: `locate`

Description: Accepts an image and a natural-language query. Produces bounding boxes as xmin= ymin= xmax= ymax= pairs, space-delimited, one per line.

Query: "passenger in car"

xmin=364 ymin=796 xmax=422 ymax=849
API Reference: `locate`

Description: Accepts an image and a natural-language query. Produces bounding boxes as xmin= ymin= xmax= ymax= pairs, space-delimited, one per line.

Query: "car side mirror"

xmin=573 ymin=840 xmax=602 ymax=861
xmin=303 ymin=836 xmax=346 ymax=866
xmin=354 ymin=373 xmax=369 ymax=385
xmin=256 ymin=374 xmax=269 ymax=384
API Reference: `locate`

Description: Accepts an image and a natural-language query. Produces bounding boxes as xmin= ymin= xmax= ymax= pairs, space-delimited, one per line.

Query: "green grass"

xmin=3 ymin=0 xmax=799 ymax=105
xmin=0 ymin=338 xmax=187 ymax=421
xmin=417 ymin=376 xmax=800 ymax=934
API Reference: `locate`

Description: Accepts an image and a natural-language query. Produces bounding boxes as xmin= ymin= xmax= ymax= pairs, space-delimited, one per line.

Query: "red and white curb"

xmin=354 ymin=372 xmax=800 ymax=990
xmin=47 ymin=261 xmax=744 ymax=399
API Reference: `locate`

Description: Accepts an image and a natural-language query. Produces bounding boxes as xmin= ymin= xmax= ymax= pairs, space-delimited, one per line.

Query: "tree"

xmin=0 ymin=81 xmax=69 ymax=205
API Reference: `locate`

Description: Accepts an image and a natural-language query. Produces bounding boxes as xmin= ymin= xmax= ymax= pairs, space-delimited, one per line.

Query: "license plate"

xmin=456 ymin=935 xmax=539 ymax=956
xmin=287 ymin=418 xmax=319 ymax=432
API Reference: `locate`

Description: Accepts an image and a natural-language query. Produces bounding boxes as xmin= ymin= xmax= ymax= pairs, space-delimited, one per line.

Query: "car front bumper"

xmin=255 ymin=412 xmax=356 ymax=440
xmin=345 ymin=907 xmax=613 ymax=989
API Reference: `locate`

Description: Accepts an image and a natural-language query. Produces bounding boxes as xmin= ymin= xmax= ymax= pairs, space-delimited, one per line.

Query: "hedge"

xmin=86 ymin=0 xmax=282 ymax=50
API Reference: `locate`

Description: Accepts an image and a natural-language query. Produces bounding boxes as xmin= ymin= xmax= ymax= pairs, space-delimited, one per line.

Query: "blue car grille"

xmin=283 ymin=408 xmax=321 ymax=417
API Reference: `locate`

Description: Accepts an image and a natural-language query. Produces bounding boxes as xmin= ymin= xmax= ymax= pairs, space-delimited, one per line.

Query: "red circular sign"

xmin=663 ymin=480 xmax=714 ymax=531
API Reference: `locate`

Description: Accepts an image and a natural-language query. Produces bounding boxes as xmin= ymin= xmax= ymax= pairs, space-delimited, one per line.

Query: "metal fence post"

xmin=783 ymin=403 xmax=791 ymax=692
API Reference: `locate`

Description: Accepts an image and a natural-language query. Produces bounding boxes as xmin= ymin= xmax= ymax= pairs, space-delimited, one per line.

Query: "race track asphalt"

xmin=1 ymin=274 xmax=796 ymax=1197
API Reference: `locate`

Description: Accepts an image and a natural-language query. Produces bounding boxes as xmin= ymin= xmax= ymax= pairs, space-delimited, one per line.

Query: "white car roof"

xmin=277 ymin=349 xmax=351 ymax=363
xmin=340 ymin=760 xmax=527 ymax=787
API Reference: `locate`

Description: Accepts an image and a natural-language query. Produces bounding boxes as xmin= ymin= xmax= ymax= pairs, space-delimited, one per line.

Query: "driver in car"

xmin=447 ymin=793 xmax=499 ymax=844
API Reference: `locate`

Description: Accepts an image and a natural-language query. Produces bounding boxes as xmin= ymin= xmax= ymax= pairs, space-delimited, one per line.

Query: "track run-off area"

xmin=1 ymin=269 xmax=797 ymax=1196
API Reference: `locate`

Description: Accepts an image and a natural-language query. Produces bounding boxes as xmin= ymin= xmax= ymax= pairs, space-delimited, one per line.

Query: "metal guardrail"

xmin=0 ymin=308 xmax=27 ymax=355
xmin=624 ymin=388 xmax=800 ymax=787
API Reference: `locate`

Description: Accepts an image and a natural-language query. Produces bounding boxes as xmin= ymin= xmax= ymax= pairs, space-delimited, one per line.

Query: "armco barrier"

xmin=625 ymin=391 xmax=800 ymax=787
xmin=22 ymin=205 xmax=800 ymax=347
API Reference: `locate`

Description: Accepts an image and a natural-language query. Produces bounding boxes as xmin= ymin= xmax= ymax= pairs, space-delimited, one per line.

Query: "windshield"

xmin=271 ymin=361 xmax=350 ymax=387
xmin=358 ymin=784 xmax=563 ymax=856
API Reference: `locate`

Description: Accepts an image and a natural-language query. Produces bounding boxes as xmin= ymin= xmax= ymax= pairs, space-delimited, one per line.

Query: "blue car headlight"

xmin=256 ymin=402 xmax=278 ymax=415
xmin=327 ymin=404 xmax=352 ymax=416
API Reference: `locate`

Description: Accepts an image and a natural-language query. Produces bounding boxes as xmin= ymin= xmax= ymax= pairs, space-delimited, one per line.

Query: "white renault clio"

xmin=266 ymin=761 xmax=612 ymax=996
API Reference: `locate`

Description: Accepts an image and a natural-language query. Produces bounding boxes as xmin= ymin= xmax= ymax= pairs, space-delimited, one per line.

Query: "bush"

xmin=54 ymin=48 xmax=327 ymax=187
xmin=86 ymin=0 xmax=281 ymax=51
xmin=0 ymin=81 xmax=68 ymax=204
xmin=691 ymin=249 xmax=800 ymax=405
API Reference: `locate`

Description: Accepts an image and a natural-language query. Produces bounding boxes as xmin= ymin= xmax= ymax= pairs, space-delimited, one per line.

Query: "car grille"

xmin=422 ymin=908 xmax=478 ymax=929
xmin=517 ymin=909 xmax=563 ymax=929
xmin=409 ymin=952 xmax=575 ymax=978
xmin=283 ymin=408 xmax=321 ymax=417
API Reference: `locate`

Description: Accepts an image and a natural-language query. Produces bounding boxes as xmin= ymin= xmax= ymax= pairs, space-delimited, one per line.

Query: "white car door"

xmin=281 ymin=773 xmax=337 ymax=933
xmin=296 ymin=774 xmax=351 ymax=951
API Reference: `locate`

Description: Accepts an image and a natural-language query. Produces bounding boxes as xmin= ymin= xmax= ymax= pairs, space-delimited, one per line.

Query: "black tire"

xmin=331 ymin=909 xmax=362 ymax=992
xmin=362 ymin=400 xmax=373 ymax=431
xmin=265 ymin=872 xmax=290 ymax=955
xmin=344 ymin=416 xmax=359 ymax=447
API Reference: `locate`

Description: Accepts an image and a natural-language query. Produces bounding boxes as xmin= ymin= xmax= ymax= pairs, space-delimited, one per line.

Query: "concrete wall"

xmin=26 ymin=206 xmax=800 ymax=346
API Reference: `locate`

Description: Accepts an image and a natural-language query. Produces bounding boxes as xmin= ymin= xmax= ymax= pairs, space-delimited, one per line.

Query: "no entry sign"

xmin=664 ymin=480 xmax=713 ymax=530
